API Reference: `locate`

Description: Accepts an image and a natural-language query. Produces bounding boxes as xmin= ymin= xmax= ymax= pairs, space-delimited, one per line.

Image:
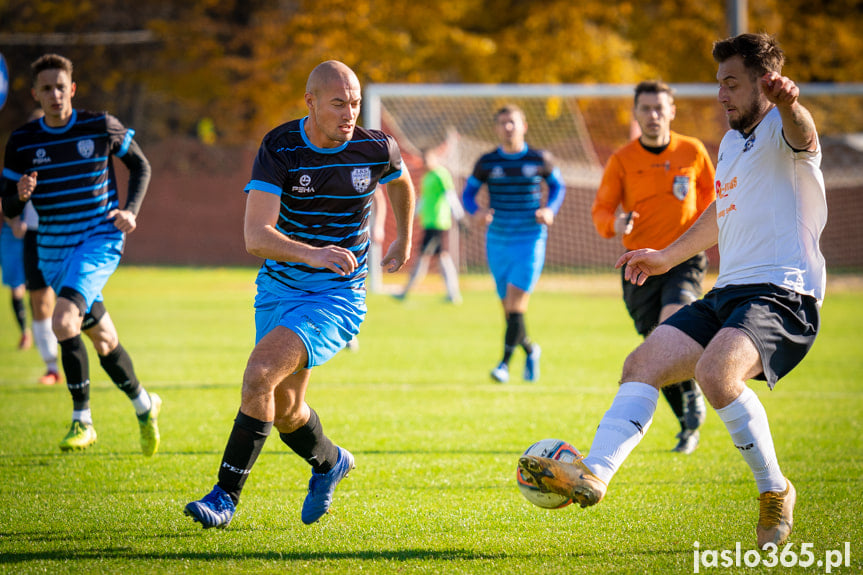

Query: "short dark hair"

xmin=495 ymin=104 xmax=525 ymax=122
xmin=712 ymin=33 xmax=784 ymax=78
xmin=30 ymin=53 xmax=73 ymax=85
xmin=634 ymin=80 xmax=673 ymax=106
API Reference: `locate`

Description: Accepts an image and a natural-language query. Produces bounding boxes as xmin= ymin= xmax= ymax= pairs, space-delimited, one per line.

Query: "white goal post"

xmin=365 ymin=82 xmax=863 ymax=293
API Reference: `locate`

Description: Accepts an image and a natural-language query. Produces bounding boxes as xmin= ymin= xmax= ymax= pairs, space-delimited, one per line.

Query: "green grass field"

xmin=1 ymin=267 xmax=860 ymax=574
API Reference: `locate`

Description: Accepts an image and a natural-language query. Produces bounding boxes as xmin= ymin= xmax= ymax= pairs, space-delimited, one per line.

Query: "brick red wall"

xmin=122 ymin=138 xmax=862 ymax=271
xmin=122 ymin=138 xmax=259 ymax=266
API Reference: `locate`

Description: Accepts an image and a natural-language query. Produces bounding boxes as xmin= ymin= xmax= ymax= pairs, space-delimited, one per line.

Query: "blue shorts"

xmin=0 ymin=226 xmax=26 ymax=288
xmin=39 ymin=235 xmax=124 ymax=313
xmin=486 ymin=229 xmax=547 ymax=300
xmin=255 ymin=278 xmax=366 ymax=368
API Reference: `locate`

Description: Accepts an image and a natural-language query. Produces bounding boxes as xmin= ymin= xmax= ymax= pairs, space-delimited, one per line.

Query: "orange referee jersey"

xmin=592 ymin=131 xmax=715 ymax=251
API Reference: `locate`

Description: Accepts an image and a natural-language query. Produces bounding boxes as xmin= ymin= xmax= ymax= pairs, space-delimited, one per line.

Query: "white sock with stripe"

xmin=716 ymin=386 xmax=786 ymax=493
xmin=583 ymin=381 xmax=659 ymax=484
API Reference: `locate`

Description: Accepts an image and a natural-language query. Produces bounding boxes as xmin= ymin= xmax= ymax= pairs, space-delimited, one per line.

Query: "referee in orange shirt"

xmin=592 ymin=80 xmax=716 ymax=454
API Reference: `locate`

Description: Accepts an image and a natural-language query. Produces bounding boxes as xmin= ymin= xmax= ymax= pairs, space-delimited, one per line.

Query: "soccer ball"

xmin=516 ymin=438 xmax=581 ymax=509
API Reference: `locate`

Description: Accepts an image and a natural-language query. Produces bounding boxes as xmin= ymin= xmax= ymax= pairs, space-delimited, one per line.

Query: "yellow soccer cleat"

xmin=518 ymin=453 xmax=607 ymax=508
xmin=138 ymin=393 xmax=162 ymax=457
xmin=59 ymin=420 xmax=97 ymax=452
xmin=757 ymin=478 xmax=796 ymax=549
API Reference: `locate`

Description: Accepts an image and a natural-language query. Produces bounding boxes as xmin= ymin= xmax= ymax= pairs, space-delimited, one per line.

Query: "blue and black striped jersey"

xmin=1 ymin=110 xmax=134 ymax=265
xmin=466 ymin=145 xmax=562 ymax=238
xmin=245 ymin=117 xmax=403 ymax=293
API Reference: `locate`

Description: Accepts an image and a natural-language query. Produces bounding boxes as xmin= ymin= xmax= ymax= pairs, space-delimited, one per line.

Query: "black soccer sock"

xmin=59 ymin=335 xmax=90 ymax=411
xmin=217 ymin=410 xmax=273 ymax=505
xmin=503 ymin=312 xmax=526 ymax=364
xmin=12 ymin=295 xmax=27 ymax=332
xmin=662 ymin=381 xmax=687 ymax=430
xmin=99 ymin=343 xmax=143 ymax=399
xmin=279 ymin=408 xmax=339 ymax=474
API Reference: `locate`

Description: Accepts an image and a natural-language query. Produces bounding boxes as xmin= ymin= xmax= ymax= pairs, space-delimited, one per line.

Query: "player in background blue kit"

xmin=184 ymin=60 xmax=415 ymax=529
xmin=0 ymin=216 xmax=30 ymax=349
xmin=463 ymin=104 xmax=566 ymax=384
xmin=1 ymin=54 xmax=160 ymax=455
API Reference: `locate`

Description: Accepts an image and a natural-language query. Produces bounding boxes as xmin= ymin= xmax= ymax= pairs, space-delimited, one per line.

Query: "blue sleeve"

xmin=462 ymin=175 xmax=482 ymax=215
xmin=545 ymin=168 xmax=566 ymax=215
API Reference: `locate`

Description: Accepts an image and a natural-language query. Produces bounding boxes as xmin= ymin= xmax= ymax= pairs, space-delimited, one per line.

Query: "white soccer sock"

xmin=73 ymin=409 xmax=93 ymax=425
xmin=32 ymin=318 xmax=59 ymax=369
xmin=132 ymin=390 xmax=152 ymax=417
xmin=583 ymin=381 xmax=659 ymax=484
xmin=716 ymin=386 xmax=786 ymax=493
xmin=439 ymin=253 xmax=461 ymax=302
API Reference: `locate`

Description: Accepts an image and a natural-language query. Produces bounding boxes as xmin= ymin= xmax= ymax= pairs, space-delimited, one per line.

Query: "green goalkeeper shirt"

xmin=418 ymin=166 xmax=454 ymax=230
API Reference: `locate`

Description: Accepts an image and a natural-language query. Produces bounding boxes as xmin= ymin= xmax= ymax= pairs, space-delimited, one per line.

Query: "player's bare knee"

xmin=692 ymin=361 xmax=733 ymax=408
xmin=620 ymin=346 xmax=652 ymax=384
xmin=242 ymin=358 xmax=281 ymax=393
xmin=52 ymin=312 xmax=80 ymax=340
xmin=273 ymin=408 xmax=305 ymax=433
xmin=90 ymin=336 xmax=118 ymax=356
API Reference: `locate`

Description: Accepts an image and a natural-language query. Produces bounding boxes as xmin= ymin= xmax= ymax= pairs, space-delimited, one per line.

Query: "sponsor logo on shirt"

xmin=490 ymin=166 xmax=505 ymax=179
xmin=32 ymin=148 xmax=52 ymax=165
xmin=715 ymin=177 xmax=737 ymax=199
xmin=716 ymin=177 xmax=737 ymax=219
xmin=292 ymin=173 xmax=315 ymax=194
xmin=717 ymin=203 xmax=737 ymax=219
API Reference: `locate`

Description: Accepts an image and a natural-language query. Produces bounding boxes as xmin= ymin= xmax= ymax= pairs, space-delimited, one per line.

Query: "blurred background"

xmin=1 ymin=0 xmax=861 ymax=272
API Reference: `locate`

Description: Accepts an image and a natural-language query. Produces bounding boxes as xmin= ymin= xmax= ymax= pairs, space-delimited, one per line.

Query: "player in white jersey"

xmin=713 ymin=106 xmax=826 ymax=301
xmin=518 ymin=33 xmax=825 ymax=550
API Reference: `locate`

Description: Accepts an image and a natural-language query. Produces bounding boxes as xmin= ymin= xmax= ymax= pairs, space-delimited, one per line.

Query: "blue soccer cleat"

xmin=184 ymin=484 xmax=235 ymax=529
xmin=490 ymin=362 xmax=509 ymax=384
xmin=301 ymin=447 xmax=355 ymax=525
xmin=523 ymin=344 xmax=541 ymax=382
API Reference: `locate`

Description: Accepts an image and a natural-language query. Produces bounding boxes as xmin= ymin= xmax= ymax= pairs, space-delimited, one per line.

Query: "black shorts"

xmin=622 ymin=252 xmax=707 ymax=336
xmin=663 ymin=283 xmax=820 ymax=389
xmin=23 ymin=230 xmax=48 ymax=291
xmin=420 ymin=228 xmax=445 ymax=256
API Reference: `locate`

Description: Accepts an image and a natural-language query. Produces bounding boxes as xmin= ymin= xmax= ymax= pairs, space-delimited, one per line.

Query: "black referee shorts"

xmin=622 ymin=252 xmax=707 ymax=336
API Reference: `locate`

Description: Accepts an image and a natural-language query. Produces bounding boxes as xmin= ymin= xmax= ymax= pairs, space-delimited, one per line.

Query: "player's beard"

xmin=729 ymin=87 xmax=765 ymax=133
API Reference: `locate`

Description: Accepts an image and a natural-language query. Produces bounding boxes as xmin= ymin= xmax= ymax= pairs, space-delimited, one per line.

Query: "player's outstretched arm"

xmin=616 ymin=249 xmax=671 ymax=286
xmin=616 ymin=202 xmax=718 ymax=285
xmin=760 ymin=72 xmax=818 ymax=152
xmin=381 ymin=168 xmax=415 ymax=273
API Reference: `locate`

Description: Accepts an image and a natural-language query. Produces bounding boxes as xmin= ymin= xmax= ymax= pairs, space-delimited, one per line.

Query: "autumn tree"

xmin=2 ymin=0 xmax=861 ymax=145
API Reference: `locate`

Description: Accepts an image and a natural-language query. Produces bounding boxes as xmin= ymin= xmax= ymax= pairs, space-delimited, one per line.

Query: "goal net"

xmin=365 ymin=83 xmax=863 ymax=292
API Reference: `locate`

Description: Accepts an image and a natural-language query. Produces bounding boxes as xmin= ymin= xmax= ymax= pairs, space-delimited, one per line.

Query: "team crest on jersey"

xmin=522 ymin=164 xmax=538 ymax=178
xmin=77 ymin=139 xmax=95 ymax=159
xmin=672 ymin=176 xmax=690 ymax=200
xmin=743 ymin=132 xmax=756 ymax=153
xmin=351 ymin=167 xmax=371 ymax=193
xmin=32 ymin=148 xmax=52 ymax=165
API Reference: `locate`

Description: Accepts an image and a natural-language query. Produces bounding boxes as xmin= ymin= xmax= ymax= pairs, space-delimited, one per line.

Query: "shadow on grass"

xmin=0 ymin=448 xmax=529 ymax=460
xmin=0 ymin=543 xmax=510 ymax=564
xmin=0 ymin=541 xmax=691 ymax=564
